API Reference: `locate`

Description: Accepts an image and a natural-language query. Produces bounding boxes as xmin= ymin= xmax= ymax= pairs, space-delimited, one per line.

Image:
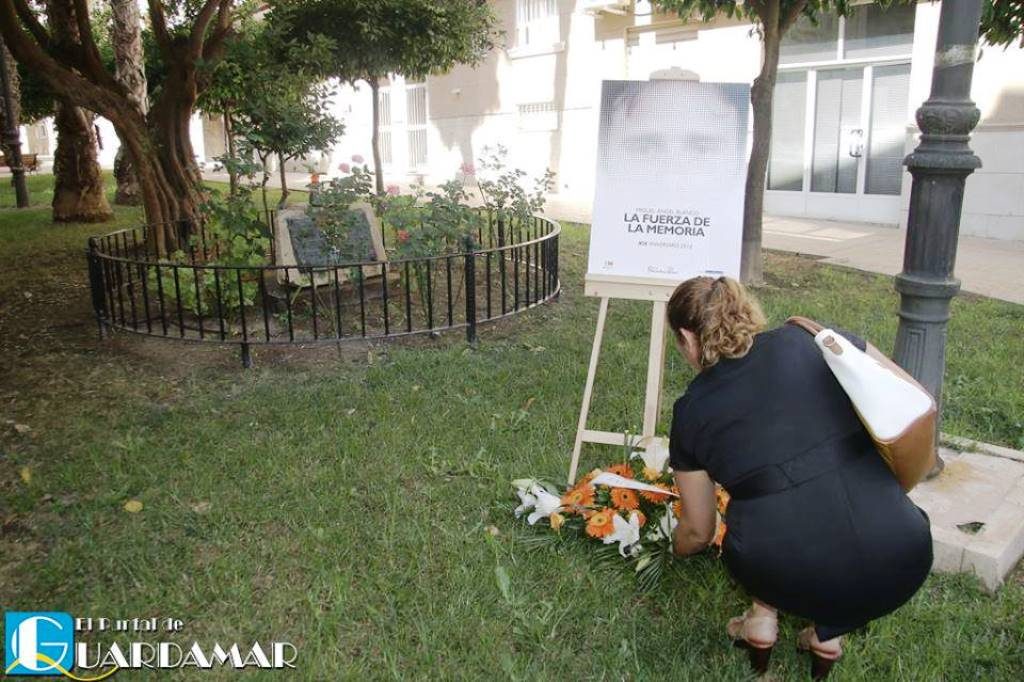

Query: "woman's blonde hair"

xmin=667 ymin=276 xmax=766 ymax=369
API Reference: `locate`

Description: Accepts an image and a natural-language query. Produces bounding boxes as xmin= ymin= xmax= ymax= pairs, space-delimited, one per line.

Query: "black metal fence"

xmin=86 ymin=211 xmax=560 ymax=366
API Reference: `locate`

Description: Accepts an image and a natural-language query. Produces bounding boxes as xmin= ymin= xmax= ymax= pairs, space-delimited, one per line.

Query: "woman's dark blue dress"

xmin=669 ymin=324 xmax=933 ymax=640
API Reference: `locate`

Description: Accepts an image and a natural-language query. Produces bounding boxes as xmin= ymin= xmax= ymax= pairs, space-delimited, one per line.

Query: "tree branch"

xmin=201 ymin=1 xmax=234 ymax=63
xmin=12 ymin=0 xmax=50 ymax=49
xmin=781 ymin=0 xmax=809 ymax=31
xmin=0 ymin=0 xmax=136 ymax=123
xmin=70 ymin=0 xmax=119 ymax=89
xmin=188 ymin=0 xmax=225 ymax=60
xmin=147 ymin=1 xmax=174 ymax=61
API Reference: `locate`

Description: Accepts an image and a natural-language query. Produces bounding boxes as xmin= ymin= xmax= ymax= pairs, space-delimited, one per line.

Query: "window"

xmin=378 ymin=87 xmax=393 ymax=165
xmin=516 ymin=0 xmax=559 ymax=47
xmin=406 ymin=84 xmax=427 ymax=168
xmin=767 ymin=71 xmax=807 ymax=191
xmin=865 ymin=63 xmax=912 ymax=195
xmin=780 ymin=2 xmax=915 ymax=64
xmin=780 ymin=15 xmax=840 ymax=64
xmin=518 ymin=102 xmax=558 ymax=132
xmin=844 ymin=4 xmax=916 ymax=60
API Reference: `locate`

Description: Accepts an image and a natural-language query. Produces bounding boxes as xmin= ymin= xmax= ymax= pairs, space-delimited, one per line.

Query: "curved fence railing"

xmin=86 ymin=211 xmax=560 ymax=366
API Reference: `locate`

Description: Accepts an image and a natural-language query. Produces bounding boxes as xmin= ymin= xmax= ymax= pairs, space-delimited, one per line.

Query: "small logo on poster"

xmin=5 ymin=612 xmax=75 ymax=676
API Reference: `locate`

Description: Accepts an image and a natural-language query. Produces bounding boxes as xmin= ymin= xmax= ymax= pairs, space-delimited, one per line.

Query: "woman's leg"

xmin=727 ymin=600 xmax=778 ymax=646
xmin=799 ymin=625 xmax=843 ymax=658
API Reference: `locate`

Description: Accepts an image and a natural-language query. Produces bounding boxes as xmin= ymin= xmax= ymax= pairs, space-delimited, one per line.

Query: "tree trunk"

xmin=741 ymin=0 xmax=806 ymax=285
xmin=277 ymin=152 xmax=289 ymax=208
xmin=51 ymin=104 xmax=112 ymax=222
xmin=0 ymin=39 xmax=29 ymax=207
xmin=47 ymin=0 xmax=111 ymax=223
xmin=741 ymin=21 xmax=783 ymax=285
xmin=369 ymin=79 xmax=384 ymax=195
xmin=0 ymin=40 xmax=21 ymax=159
xmin=0 ymin=0 xmax=234 ymax=255
xmin=110 ymin=0 xmax=148 ymax=206
xmin=224 ymin=109 xmax=237 ymax=195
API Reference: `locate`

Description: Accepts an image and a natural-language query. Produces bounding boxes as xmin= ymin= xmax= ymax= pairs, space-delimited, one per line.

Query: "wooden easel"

xmin=567 ymin=277 xmax=677 ymax=484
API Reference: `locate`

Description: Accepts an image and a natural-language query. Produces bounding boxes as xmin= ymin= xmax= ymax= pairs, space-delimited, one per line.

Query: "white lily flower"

xmin=525 ymin=485 xmax=562 ymax=525
xmin=659 ymin=504 xmax=679 ymax=539
xmin=603 ymin=511 xmax=642 ymax=557
xmin=630 ymin=442 xmax=671 ymax=478
xmin=511 ymin=478 xmax=537 ymax=491
xmin=513 ymin=487 xmax=537 ymax=519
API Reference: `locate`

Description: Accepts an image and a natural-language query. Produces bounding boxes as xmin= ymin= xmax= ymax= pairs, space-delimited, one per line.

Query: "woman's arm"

xmin=671 ymin=469 xmax=717 ymax=556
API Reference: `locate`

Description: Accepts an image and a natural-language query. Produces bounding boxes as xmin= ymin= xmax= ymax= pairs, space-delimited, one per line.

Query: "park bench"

xmin=0 ymin=152 xmax=39 ymax=172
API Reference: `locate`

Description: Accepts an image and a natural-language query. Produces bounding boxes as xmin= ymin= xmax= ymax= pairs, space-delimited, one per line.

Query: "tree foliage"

xmin=202 ymin=20 xmax=343 ymax=208
xmin=981 ymin=0 xmax=1024 ymax=47
xmin=271 ymin=0 xmax=500 ymax=193
xmin=272 ymin=0 xmax=501 ymax=82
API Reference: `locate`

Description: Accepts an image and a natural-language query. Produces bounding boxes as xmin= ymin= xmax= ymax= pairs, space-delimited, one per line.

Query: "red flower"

xmin=386 ymin=184 xmax=401 ymax=196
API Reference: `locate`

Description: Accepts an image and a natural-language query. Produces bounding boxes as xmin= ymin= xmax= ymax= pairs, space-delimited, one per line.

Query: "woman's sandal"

xmin=796 ymin=627 xmax=843 ymax=680
xmin=726 ymin=610 xmax=778 ymax=675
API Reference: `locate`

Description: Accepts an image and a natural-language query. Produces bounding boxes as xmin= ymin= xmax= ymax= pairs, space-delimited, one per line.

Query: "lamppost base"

xmin=925 ymin=451 xmax=946 ymax=480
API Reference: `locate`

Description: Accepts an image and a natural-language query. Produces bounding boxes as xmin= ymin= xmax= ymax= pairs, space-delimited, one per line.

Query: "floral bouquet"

xmin=513 ymin=443 xmax=728 ymax=589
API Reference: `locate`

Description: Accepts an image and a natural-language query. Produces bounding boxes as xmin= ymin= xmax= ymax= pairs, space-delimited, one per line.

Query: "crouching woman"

xmin=666 ymin=276 xmax=932 ymax=680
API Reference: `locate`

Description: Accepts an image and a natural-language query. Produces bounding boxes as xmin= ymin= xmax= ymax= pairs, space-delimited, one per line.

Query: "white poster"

xmin=587 ymin=80 xmax=750 ymax=287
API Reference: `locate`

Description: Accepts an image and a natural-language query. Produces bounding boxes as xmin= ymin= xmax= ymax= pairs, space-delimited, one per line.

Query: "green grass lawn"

xmin=1 ymin=175 xmax=1023 ymax=680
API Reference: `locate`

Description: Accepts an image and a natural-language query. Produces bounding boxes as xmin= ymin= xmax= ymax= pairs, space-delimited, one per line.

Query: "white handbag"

xmin=788 ymin=317 xmax=937 ymax=491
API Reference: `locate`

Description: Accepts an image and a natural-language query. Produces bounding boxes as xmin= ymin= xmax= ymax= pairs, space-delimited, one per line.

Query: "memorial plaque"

xmin=274 ymin=203 xmax=386 ymax=287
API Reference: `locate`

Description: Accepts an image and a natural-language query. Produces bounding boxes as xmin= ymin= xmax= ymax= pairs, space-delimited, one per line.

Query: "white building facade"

xmin=19 ymin=1 xmax=1024 ymax=241
xmin=326 ymin=0 xmax=1024 ymax=241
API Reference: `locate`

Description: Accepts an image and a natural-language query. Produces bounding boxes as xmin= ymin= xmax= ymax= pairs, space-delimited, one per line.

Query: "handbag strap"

xmin=786 ymin=316 xmax=824 ymax=336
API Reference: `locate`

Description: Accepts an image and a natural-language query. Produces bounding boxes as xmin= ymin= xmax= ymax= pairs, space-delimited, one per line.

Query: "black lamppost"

xmin=0 ymin=36 xmax=29 ymax=208
xmin=893 ymin=0 xmax=984 ymax=476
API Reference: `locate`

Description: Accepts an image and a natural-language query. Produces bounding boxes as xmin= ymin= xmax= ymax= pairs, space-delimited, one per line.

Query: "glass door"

xmin=766 ymin=61 xmax=912 ymax=223
xmin=811 ymin=68 xmax=863 ymax=195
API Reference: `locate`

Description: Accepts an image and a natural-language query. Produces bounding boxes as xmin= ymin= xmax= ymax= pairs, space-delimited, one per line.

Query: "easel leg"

xmin=569 ymin=297 xmax=610 ymax=484
xmin=642 ymin=301 xmax=668 ymax=442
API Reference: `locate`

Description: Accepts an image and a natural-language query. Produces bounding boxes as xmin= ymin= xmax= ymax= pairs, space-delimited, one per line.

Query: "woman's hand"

xmin=671 ymin=470 xmax=717 ymax=556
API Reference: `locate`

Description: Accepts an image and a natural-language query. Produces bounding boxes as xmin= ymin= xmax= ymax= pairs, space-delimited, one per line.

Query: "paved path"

xmin=542 ymin=195 xmax=1024 ymax=305
xmin=761 ymin=216 xmax=1024 ymax=305
xmin=204 ymin=172 xmax=1023 ymax=305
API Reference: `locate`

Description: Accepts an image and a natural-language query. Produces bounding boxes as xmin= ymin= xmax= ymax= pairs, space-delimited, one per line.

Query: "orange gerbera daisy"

xmin=604 ymin=462 xmax=634 ymax=479
xmin=561 ymin=484 xmax=596 ymax=510
xmin=585 ymin=507 xmax=616 ymax=538
xmin=716 ymin=488 xmax=731 ymax=515
xmin=610 ymin=488 xmax=639 ymax=511
xmin=634 ymin=510 xmax=647 ymax=527
xmin=672 ymin=499 xmax=684 ymax=519
xmin=641 ymin=466 xmax=663 ymax=481
xmin=549 ymin=512 xmax=565 ymax=531
xmin=713 ymin=521 xmax=728 ymax=547
xmin=578 ymin=468 xmax=602 ymax=486
xmin=640 ymin=483 xmax=672 ymax=503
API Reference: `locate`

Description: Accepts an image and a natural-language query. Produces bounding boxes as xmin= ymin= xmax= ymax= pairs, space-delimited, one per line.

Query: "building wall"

xmin=332 ymin=0 xmax=1022 ymax=241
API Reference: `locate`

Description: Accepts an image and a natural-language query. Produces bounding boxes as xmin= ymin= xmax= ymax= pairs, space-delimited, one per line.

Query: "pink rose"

xmin=338 ymin=162 xmax=351 ymax=173
xmin=397 ymin=230 xmax=410 ymax=244
xmin=352 ymin=154 xmax=365 ymax=164
xmin=460 ymin=162 xmax=475 ymax=176
xmin=386 ymin=184 xmax=401 ymax=196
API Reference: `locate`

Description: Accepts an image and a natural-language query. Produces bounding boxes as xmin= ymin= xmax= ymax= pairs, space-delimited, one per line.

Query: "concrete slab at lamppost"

xmin=910 ymin=445 xmax=1024 ymax=592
